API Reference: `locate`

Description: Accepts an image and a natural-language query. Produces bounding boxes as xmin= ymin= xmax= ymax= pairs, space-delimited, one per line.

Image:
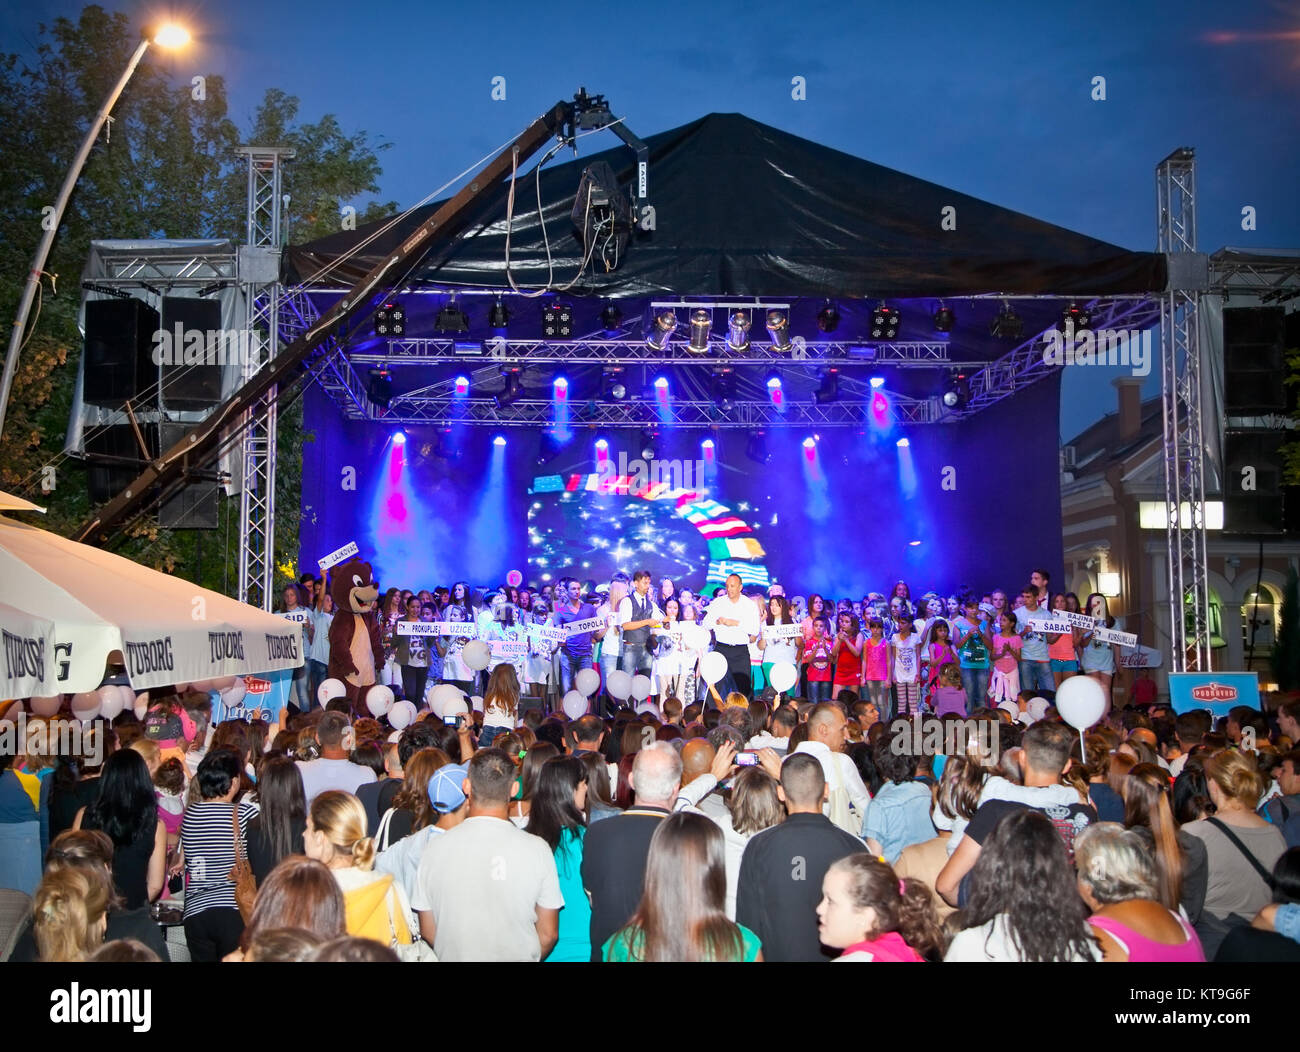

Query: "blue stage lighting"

xmin=896 ymin=437 xmax=909 ymax=448
xmin=493 ymin=435 xmax=507 ymax=447
xmin=595 ymin=438 xmax=609 ymax=451
xmin=701 ymin=438 xmax=715 ymax=450
xmin=654 ymin=376 xmax=670 ymax=390
xmin=802 ymin=436 xmax=816 ymax=449
xmin=869 ymin=376 xmax=885 ymax=389
xmin=453 ymin=375 xmax=469 ymax=395
xmin=392 ymin=430 xmax=406 ymax=446
xmin=909 ymin=539 xmax=922 ymax=547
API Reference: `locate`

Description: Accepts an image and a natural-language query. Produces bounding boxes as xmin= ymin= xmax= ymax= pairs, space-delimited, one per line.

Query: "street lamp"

xmin=0 ymin=24 xmax=190 ymax=442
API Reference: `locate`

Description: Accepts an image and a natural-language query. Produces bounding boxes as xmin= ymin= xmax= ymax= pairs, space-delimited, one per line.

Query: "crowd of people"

xmin=283 ymin=565 xmax=1144 ymax=719
xmin=3 ymin=628 xmax=1298 ymax=961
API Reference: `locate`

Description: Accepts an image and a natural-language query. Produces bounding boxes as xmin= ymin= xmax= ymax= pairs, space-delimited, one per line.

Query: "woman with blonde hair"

xmin=304 ymin=790 xmax=421 ymax=956
xmin=1183 ymin=749 xmax=1286 ymax=958
xmin=32 ymin=865 xmax=113 ymax=961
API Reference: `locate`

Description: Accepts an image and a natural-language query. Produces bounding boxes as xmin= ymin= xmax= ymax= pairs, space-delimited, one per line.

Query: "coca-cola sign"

xmin=1190 ymin=682 xmax=1238 ymax=702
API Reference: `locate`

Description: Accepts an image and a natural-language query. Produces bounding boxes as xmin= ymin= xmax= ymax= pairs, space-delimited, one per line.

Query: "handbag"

xmin=228 ymin=805 xmax=257 ymax=921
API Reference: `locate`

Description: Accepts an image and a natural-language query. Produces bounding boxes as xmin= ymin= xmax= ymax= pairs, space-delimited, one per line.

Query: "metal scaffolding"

xmin=1157 ymin=148 xmax=1211 ymax=672
xmin=236 ymin=146 xmax=293 ymax=611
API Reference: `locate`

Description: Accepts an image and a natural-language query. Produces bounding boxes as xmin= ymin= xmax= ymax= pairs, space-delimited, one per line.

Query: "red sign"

xmin=244 ymin=676 xmax=271 ymax=695
xmin=1190 ymin=682 xmax=1238 ymax=702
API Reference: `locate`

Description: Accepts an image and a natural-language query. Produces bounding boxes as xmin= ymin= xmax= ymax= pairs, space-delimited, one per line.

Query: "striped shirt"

xmin=180 ymin=801 xmax=257 ymax=918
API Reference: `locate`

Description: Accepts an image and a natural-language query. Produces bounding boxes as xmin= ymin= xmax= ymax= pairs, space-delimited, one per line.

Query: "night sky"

xmin=4 ymin=0 xmax=1298 ymax=439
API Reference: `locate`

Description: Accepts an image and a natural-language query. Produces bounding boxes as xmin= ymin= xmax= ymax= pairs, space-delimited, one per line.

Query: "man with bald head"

xmin=791 ymin=702 xmax=872 ymax=833
xmin=581 ymin=742 xmax=681 ymax=961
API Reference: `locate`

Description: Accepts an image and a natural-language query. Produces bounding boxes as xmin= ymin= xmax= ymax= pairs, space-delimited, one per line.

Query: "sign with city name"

xmin=490 ymin=639 xmax=530 ymax=659
xmin=317 ymin=541 xmax=359 ymax=571
xmin=762 ymin=624 xmax=803 ymax=641
xmin=563 ymin=617 xmax=605 ymax=637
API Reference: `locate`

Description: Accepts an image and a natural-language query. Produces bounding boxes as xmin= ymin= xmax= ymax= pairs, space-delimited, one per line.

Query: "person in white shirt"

xmin=617 ymin=569 xmax=664 ymax=678
xmin=296 ymin=711 xmax=377 ymax=805
xmin=702 ymin=574 xmax=762 ymax=700
xmin=597 ymin=574 xmax=628 ymax=709
xmin=792 ymin=703 xmax=872 ymax=834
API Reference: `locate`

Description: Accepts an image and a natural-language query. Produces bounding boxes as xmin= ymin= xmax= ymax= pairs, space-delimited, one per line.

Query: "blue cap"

xmin=428 ymin=763 xmax=469 ymax=813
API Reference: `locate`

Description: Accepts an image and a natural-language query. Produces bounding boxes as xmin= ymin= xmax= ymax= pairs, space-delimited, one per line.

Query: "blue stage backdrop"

xmin=299 ymin=379 xmax=1064 ymax=599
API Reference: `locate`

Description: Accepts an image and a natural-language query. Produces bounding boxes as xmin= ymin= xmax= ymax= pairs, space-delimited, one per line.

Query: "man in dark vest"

xmin=617 ymin=569 xmax=663 ymax=680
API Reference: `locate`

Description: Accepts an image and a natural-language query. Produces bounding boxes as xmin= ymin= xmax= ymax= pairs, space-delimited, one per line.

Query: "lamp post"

xmin=0 ymin=24 xmax=190 ymax=442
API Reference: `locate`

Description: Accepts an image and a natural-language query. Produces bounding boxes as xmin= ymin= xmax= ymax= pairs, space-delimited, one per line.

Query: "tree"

xmin=1273 ymin=565 xmax=1300 ymax=693
xmin=0 ymin=5 xmax=395 ymax=594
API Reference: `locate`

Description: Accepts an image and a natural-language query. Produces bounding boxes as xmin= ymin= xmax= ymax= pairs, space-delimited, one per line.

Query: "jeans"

xmin=1019 ymin=660 xmax=1054 ymax=694
xmin=863 ymin=680 xmax=887 ymax=710
xmin=808 ymin=679 xmax=831 ymax=704
xmin=960 ymin=667 xmax=989 ymax=709
xmin=307 ymin=659 xmax=328 ymax=703
xmin=289 ymin=666 xmax=312 ymax=712
xmin=559 ymin=652 xmax=594 ymax=695
xmin=401 ymin=665 xmax=429 ymax=705
xmin=620 ymin=642 xmax=653 ymax=676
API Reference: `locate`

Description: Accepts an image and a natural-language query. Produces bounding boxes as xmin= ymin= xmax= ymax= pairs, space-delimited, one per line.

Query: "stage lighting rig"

xmin=711 ymin=365 xmax=737 ymax=411
xmin=726 ymin=311 xmax=752 ymax=352
xmin=932 ymin=303 xmax=955 ymax=333
xmin=814 ymin=366 xmax=840 ymax=404
xmin=495 ymin=366 xmax=523 ymax=408
xmin=367 ymin=369 xmax=393 ymax=409
xmin=989 ymin=300 xmax=1023 ymax=340
xmin=435 ymin=300 xmax=470 ymax=334
xmin=603 ymin=365 xmax=628 ymax=401
xmin=646 ymin=309 xmax=677 ymax=351
xmin=941 ymin=370 xmax=970 ymax=410
xmin=687 ymin=310 xmax=711 ymax=353
xmin=543 ymin=302 xmax=573 ymax=338
xmin=375 ymin=303 xmax=405 ymax=337
xmin=600 ymin=304 xmax=624 ymax=334
xmin=1062 ymin=302 xmax=1091 ymax=331
xmin=766 ymin=310 xmax=792 ymax=352
xmin=817 ymin=302 xmax=841 ymax=333
xmin=488 ymin=299 xmax=511 ymax=329
xmin=870 ymin=303 xmax=900 ymax=340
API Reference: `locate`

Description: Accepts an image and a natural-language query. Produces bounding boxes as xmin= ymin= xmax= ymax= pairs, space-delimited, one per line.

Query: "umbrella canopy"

xmin=0 ymin=511 xmax=305 ymax=696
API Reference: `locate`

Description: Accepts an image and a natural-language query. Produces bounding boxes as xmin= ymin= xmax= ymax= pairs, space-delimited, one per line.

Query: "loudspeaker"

xmin=1223 ymin=430 xmax=1297 ymax=534
xmin=158 ymin=297 xmax=224 ymax=411
xmin=83 ymin=299 xmax=159 ymax=407
xmin=157 ymin=422 xmax=219 ymax=529
xmin=84 ymin=425 xmax=154 ymax=503
xmin=1224 ymin=307 xmax=1286 ymax=414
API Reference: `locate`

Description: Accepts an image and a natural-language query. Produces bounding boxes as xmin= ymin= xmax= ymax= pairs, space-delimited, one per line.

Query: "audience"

xmin=816 ymin=853 xmax=943 ymax=961
xmin=525 ymin=755 xmax=591 ymax=961
xmin=296 ymin=711 xmax=376 ymax=804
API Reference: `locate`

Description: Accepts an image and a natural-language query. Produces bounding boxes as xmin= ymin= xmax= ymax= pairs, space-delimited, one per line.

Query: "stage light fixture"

xmin=493 ymin=435 xmax=507 ymax=447
xmin=646 ymin=309 xmax=677 ymax=350
xmin=542 ymin=302 xmax=574 ymax=339
xmin=687 ymin=309 xmax=711 ymax=353
xmin=817 ymin=302 xmax=840 ymax=333
xmin=375 ymin=302 xmax=406 ymax=337
xmin=640 ymin=429 xmax=657 ymax=460
xmin=989 ymin=300 xmax=1023 ymax=340
xmin=726 ymin=310 xmax=752 ymax=352
xmin=603 ymin=366 xmax=627 ymax=400
xmin=453 ymin=375 xmax=470 ymax=395
xmin=896 ymin=437 xmax=910 ymax=448
xmin=435 ymin=300 xmax=470 ymax=334
xmin=653 ymin=375 xmax=670 ymax=391
xmin=766 ymin=372 xmax=783 ymax=390
xmin=870 ymin=303 xmax=899 ymax=340
xmin=367 ymin=369 xmax=393 ymax=409
xmin=391 ymin=429 xmax=406 ymax=446
xmin=1062 ymin=302 xmax=1091 ymax=331
xmin=711 ymin=365 xmax=737 ymax=411
xmin=488 ymin=299 xmax=510 ymax=329
xmin=595 ymin=438 xmax=609 ymax=452
xmin=495 ymin=367 xmax=523 ymax=408
xmin=933 ymin=303 xmax=955 ymax=333
xmin=553 ymin=375 xmax=569 ymax=395
xmin=600 ymin=304 xmax=624 ymax=334
xmin=801 ymin=436 xmax=816 ymax=449
xmin=814 ymin=366 xmax=840 ymax=404
xmin=941 ymin=370 xmax=970 ymax=410
xmin=909 ymin=539 xmax=922 ymax=547
xmin=766 ymin=310 xmax=792 ymax=352
xmin=869 ymin=375 xmax=886 ymax=389
xmin=746 ymin=431 xmax=771 ymax=465
xmin=701 ymin=438 xmax=715 ymax=451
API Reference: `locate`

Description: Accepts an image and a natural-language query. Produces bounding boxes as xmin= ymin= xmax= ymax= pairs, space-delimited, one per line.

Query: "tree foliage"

xmin=0 ymin=5 xmax=395 ymax=595
xmin=1272 ymin=565 xmax=1300 ymax=694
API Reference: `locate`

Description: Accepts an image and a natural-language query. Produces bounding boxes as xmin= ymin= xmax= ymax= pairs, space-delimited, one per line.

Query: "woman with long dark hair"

xmin=603 ymin=811 xmax=763 ymax=961
xmin=945 ymin=808 xmax=1100 ymax=962
xmin=1079 ymin=592 xmax=1121 ymax=707
xmin=245 ymin=757 xmax=307 ymax=884
xmin=577 ymin=750 xmax=620 ymax=823
xmin=758 ymin=595 xmax=802 ymax=695
xmin=1123 ymin=762 xmax=1206 ymax=923
xmin=379 ymin=747 xmax=451 ymax=849
xmin=526 ymin=755 xmax=591 ymax=962
xmin=510 ymin=743 xmax=559 ymax=828
xmin=74 ymin=748 xmax=166 ymax=909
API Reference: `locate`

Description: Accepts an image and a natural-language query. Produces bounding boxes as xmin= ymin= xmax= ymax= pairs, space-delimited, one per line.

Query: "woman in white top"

xmin=651 ymin=598 xmax=686 ymax=703
xmin=675 ymin=604 xmax=706 ymax=707
xmin=758 ymin=595 xmax=802 ymax=692
xmin=522 ymin=600 xmax=557 ymax=708
xmin=944 ymin=807 xmax=1101 ymax=962
xmin=480 ymin=663 xmax=521 ymax=747
xmin=439 ymin=604 xmax=476 ymax=694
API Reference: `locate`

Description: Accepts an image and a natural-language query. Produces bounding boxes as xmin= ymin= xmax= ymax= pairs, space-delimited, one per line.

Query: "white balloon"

xmin=70 ymin=691 xmax=101 ymax=722
xmin=317 ymin=678 xmax=347 ymax=707
xmin=700 ymin=651 xmax=728 ymax=686
xmin=444 ymin=695 xmax=469 ymax=717
xmin=562 ymin=690 xmax=589 ymax=720
xmin=366 ymin=685 xmax=395 ymax=717
xmin=220 ymin=679 xmax=246 ymax=708
xmin=461 ymin=640 xmax=491 ymax=671
xmin=1027 ymin=696 xmax=1051 ymax=722
xmin=212 ymin=676 xmax=237 ymax=691
xmin=630 ymin=674 xmax=651 ymax=702
xmin=30 ymin=695 xmax=62 ymax=717
xmin=116 ymin=685 xmax=138 ymax=711
xmin=388 ymin=699 xmax=417 ymax=730
xmin=768 ymin=661 xmax=798 ymax=694
xmin=470 ymin=695 xmax=484 ymax=713
xmin=428 ymin=683 xmax=464 ymax=718
xmin=1056 ymin=676 xmax=1107 ymax=733
xmin=97 ymin=685 xmax=125 ymax=721
xmin=606 ymin=670 xmax=632 ymax=701
xmin=134 ymin=697 xmax=148 ymax=720
xmin=575 ymin=667 xmax=601 ymax=697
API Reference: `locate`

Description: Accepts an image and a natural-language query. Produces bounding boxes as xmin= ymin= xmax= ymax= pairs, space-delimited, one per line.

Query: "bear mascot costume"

xmin=327 ymin=557 xmax=385 ymax=717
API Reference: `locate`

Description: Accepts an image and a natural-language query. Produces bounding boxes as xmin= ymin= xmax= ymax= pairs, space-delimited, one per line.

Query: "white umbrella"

xmin=0 ymin=511 xmax=305 ymax=695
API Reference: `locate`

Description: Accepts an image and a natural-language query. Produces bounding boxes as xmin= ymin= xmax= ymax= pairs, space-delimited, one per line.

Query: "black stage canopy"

xmin=284 ymin=112 xmax=1167 ymax=298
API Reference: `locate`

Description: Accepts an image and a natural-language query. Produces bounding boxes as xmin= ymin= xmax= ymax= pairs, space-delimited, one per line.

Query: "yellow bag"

xmin=343 ymin=874 xmax=412 ymax=946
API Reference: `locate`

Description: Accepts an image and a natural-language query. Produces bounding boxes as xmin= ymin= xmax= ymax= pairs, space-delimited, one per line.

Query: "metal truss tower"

xmin=1157 ymin=148 xmax=1211 ymax=671
xmin=236 ymin=147 xmax=293 ymax=610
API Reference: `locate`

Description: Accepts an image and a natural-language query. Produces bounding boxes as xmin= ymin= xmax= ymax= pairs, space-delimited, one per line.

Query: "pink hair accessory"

xmin=898 ymin=880 xmax=906 ymax=895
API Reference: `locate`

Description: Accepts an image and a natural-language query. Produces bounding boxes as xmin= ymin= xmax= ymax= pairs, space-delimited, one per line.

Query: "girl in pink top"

xmin=920 ymin=619 xmax=957 ymax=706
xmin=1087 ymin=913 xmax=1205 ymax=963
xmin=987 ymin=611 xmax=1022 ymax=706
xmin=861 ymin=618 xmax=890 ymax=711
xmin=817 ymin=855 xmax=939 ymax=962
